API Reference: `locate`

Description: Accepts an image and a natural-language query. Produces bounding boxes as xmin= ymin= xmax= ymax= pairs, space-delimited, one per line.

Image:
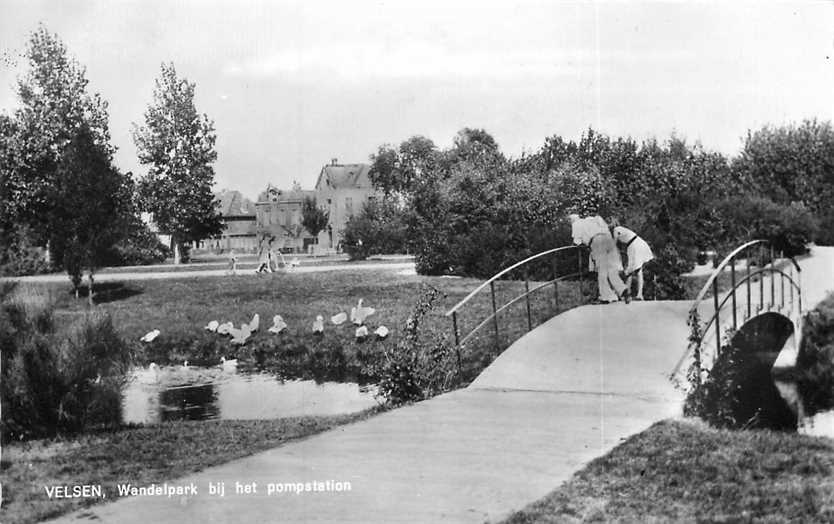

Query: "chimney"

xmin=331 ymin=157 xmax=338 ymax=166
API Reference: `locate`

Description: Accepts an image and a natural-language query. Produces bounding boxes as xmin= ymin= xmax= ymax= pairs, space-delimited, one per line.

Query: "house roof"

xmin=256 ymin=184 xmax=316 ymax=204
xmin=216 ymin=189 xmax=256 ymax=216
xmin=314 ymin=163 xmax=373 ymax=191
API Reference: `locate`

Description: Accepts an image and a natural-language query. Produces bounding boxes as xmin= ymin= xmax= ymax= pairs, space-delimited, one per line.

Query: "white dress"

xmin=613 ymin=226 xmax=654 ymax=274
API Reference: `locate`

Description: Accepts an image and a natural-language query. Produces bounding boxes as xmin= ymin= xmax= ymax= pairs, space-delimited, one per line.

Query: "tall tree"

xmin=2 ymin=25 xmax=112 ymax=244
xmin=48 ymin=125 xmax=134 ymax=303
xmin=301 ymin=196 xmax=329 ymax=244
xmin=369 ymin=135 xmax=439 ymax=196
xmin=133 ymin=63 xmax=222 ymax=263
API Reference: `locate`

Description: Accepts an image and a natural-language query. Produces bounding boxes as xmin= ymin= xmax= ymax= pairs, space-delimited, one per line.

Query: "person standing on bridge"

xmin=570 ymin=214 xmax=630 ymax=304
xmin=613 ymin=225 xmax=654 ymax=300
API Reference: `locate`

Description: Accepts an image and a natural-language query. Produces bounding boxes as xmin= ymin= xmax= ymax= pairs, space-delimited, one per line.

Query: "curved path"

xmin=47 ymin=247 xmax=834 ymax=524
xmin=3 ymin=261 xmax=416 ymax=283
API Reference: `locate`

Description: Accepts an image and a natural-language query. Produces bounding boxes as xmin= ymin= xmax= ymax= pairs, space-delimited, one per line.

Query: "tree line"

xmin=343 ymin=123 xmax=830 ymax=298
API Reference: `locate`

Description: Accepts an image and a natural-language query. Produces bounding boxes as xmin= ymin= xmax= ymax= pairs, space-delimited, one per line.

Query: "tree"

xmin=2 ymin=25 xmax=112 ymax=245
xmin=47 ymin=125 xmax=134 ymax=303
xmin=301 ymin=196 xmax=329 ymax=243
xmin=734 ymin=119 xmax=834 ymax=244
xmin=368 ymin=135 xmax=440 ymax=198
xmin=133 ymin=63 xmax=222 ymax=263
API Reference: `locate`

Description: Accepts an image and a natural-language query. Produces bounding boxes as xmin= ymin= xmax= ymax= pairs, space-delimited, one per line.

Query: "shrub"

xmin=0 ymin=226 xmax=52 ymax=276
xmin=717 ymin=196 xmax=818 ymax=257
xmin=1 ymin=285 xmax=132 ymax=441
xmin=342 ymin=199 xmax=407 ymax=261
xmin=795 ymin=293 xmax=834 ymax=414
xmin=371 ymin=285 xmax=458 ymax=405
xmin=104 ymin=220 xmax=170 ymax=266
xmin=642 ymin=244 xmax=693 ymax=300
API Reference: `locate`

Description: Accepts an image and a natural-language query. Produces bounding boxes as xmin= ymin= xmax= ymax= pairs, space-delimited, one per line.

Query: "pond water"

xmin=122 ymin=365 xmax=381 ymax=425
xmin=775 ymin=380 xmax=834 ymax=438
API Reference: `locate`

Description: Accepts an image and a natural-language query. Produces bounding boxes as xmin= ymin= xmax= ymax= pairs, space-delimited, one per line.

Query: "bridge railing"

xmin=671 ymin=239 xmax=802 ymax=382
xmin=445 ymin=245 xmax=590 ymax=372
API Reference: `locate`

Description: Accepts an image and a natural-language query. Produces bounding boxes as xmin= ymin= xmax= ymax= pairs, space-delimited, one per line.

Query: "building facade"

xmin=314 ymin=161 xmax=381 ymax=249
xmin=254 ymin=184 xmax=318 ymax=252
xmin=200 ymin=189 xmax=258 ymax=252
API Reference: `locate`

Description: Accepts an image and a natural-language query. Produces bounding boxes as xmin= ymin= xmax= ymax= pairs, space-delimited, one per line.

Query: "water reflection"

xmin=122 ymin=366 xmax=380 ymax=425
xmin=774 ymin=380 xmax=834 ymax=438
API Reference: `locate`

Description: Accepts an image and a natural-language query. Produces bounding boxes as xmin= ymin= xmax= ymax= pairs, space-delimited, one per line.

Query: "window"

xmin=345 ymin=197 xmax=353 ymax=215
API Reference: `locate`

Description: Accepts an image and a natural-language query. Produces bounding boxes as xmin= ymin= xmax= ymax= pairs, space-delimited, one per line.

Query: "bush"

xmin=1 ymin=285 xmax=132 ymax=441
xmin=370 ymin=285 xmax=458 ymax=405
xmin=718 ymin=197 xmax=818 ymax=257
xmin=642 ymin=244 xmax=693 ymax=300
xmin=795 ymin=293 xmax=834 ymax=414
xmin=104 ymin=220 xmax=170 ymax=266
xmin=0 ymin=226 xmax=52 ymax=276
xmin=342 ymin=199 xmax=407 ymax=261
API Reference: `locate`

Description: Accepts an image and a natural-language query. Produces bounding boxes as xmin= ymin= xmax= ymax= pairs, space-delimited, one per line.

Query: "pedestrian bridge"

xmin=453 ymin=240 xmax=824 ymax=402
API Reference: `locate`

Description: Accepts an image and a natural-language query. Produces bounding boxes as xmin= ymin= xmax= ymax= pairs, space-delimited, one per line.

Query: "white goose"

xmin=331 ymin=312 xmax=347 ymax=325
xmin=229 ymin=323 xmax=252 ymax=346
xmin=248 ymin=313 xmax=260 ymax=332
xmin=350 ymin=299 xmax=376 ymax=325
xmin=312 ymin=315 xmax=325 ymax=334
xmin=268 ymin=315 xmax=288 ymax=334
xmin=140 ymin=329 xmax=160 ymax=342
xmin=375 ymin=325 xmax=390 ymax=339
xmin=220 ymin=356 xmax=238 ymax=372
xmin=355 ymin=325 xmax=369 ymax=341
xmin=204 ymin=320 xmax=219 ymax=332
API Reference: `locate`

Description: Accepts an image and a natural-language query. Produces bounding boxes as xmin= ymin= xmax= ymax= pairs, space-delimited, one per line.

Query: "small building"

xmin=314 ymin=161 xmax=381 ymax=249
xmin=210 ymin=189 xmax=258 ymax=252
xmin=255 ymin=184 xmax=318 ymax=252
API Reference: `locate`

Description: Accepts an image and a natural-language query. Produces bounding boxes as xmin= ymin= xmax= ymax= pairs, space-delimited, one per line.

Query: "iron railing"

xmin=671 ymin=239 xmax=803 ymax=380
xmin=445 ymin=245 xmax=590 ymax=371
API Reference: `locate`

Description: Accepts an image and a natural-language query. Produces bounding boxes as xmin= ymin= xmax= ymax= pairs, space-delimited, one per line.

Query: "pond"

xmin=775 ymin=380 xmax=834 ymax=439
xmin=122 ymin=364 xmax=381 ymax=425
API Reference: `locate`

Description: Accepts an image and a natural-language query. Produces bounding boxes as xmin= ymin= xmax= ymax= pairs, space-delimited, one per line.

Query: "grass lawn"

xmin=501 ymin=418 xmax=834 ymax=523
xmin=1 ymin=408 xmax=383 ymax=524
xmin=26 ymin=267 xmax=590 ymax=385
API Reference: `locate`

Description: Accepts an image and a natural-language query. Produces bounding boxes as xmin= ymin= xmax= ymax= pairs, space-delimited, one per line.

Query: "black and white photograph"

xmin=2 ymin=1 xmax=834 ymax=522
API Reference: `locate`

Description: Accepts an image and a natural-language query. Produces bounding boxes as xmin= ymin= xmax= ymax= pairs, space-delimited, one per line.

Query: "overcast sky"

xmin=1 ymin=0 xmax=832 ymax=200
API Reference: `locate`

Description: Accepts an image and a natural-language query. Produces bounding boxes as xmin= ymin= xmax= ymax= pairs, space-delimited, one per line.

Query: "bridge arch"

xmin=673 ymin=240 xmax=805 ymax=428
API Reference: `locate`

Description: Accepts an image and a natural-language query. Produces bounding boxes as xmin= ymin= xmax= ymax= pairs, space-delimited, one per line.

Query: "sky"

xmin=1 ymin=0 xmax=832 ymax=201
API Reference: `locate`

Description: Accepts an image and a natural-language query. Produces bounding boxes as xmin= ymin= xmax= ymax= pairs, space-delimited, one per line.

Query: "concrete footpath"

xmin=47 ymin=247 xmax=833 ymax=524
xmin=50 ymin=301 xmax=692 ymax=524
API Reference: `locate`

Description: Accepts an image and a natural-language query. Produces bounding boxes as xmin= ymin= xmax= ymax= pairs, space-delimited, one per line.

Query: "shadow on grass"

xmin=77 ymin=282 xmax=143 ymax=304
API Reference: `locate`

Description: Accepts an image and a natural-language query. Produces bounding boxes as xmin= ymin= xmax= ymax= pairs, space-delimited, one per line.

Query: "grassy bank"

xmin=32 ymin=268 xmax=589 ymax=386
xmin=1 ymin=408 xmax=384 ymax=524
xmin=501 ymin=418 xmax=834 ymax=523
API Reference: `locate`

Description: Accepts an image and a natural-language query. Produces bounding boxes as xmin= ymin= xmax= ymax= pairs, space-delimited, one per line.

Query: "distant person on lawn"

xmin=613 ymin=225 xmax=654 ymax=300
xmin=227 ymin=249 xmax=238 ymax=275
xmin=569 ymin=214 xmax=630 ymax=304
xmin=255 ymin=237 xmax=274 ymax=274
